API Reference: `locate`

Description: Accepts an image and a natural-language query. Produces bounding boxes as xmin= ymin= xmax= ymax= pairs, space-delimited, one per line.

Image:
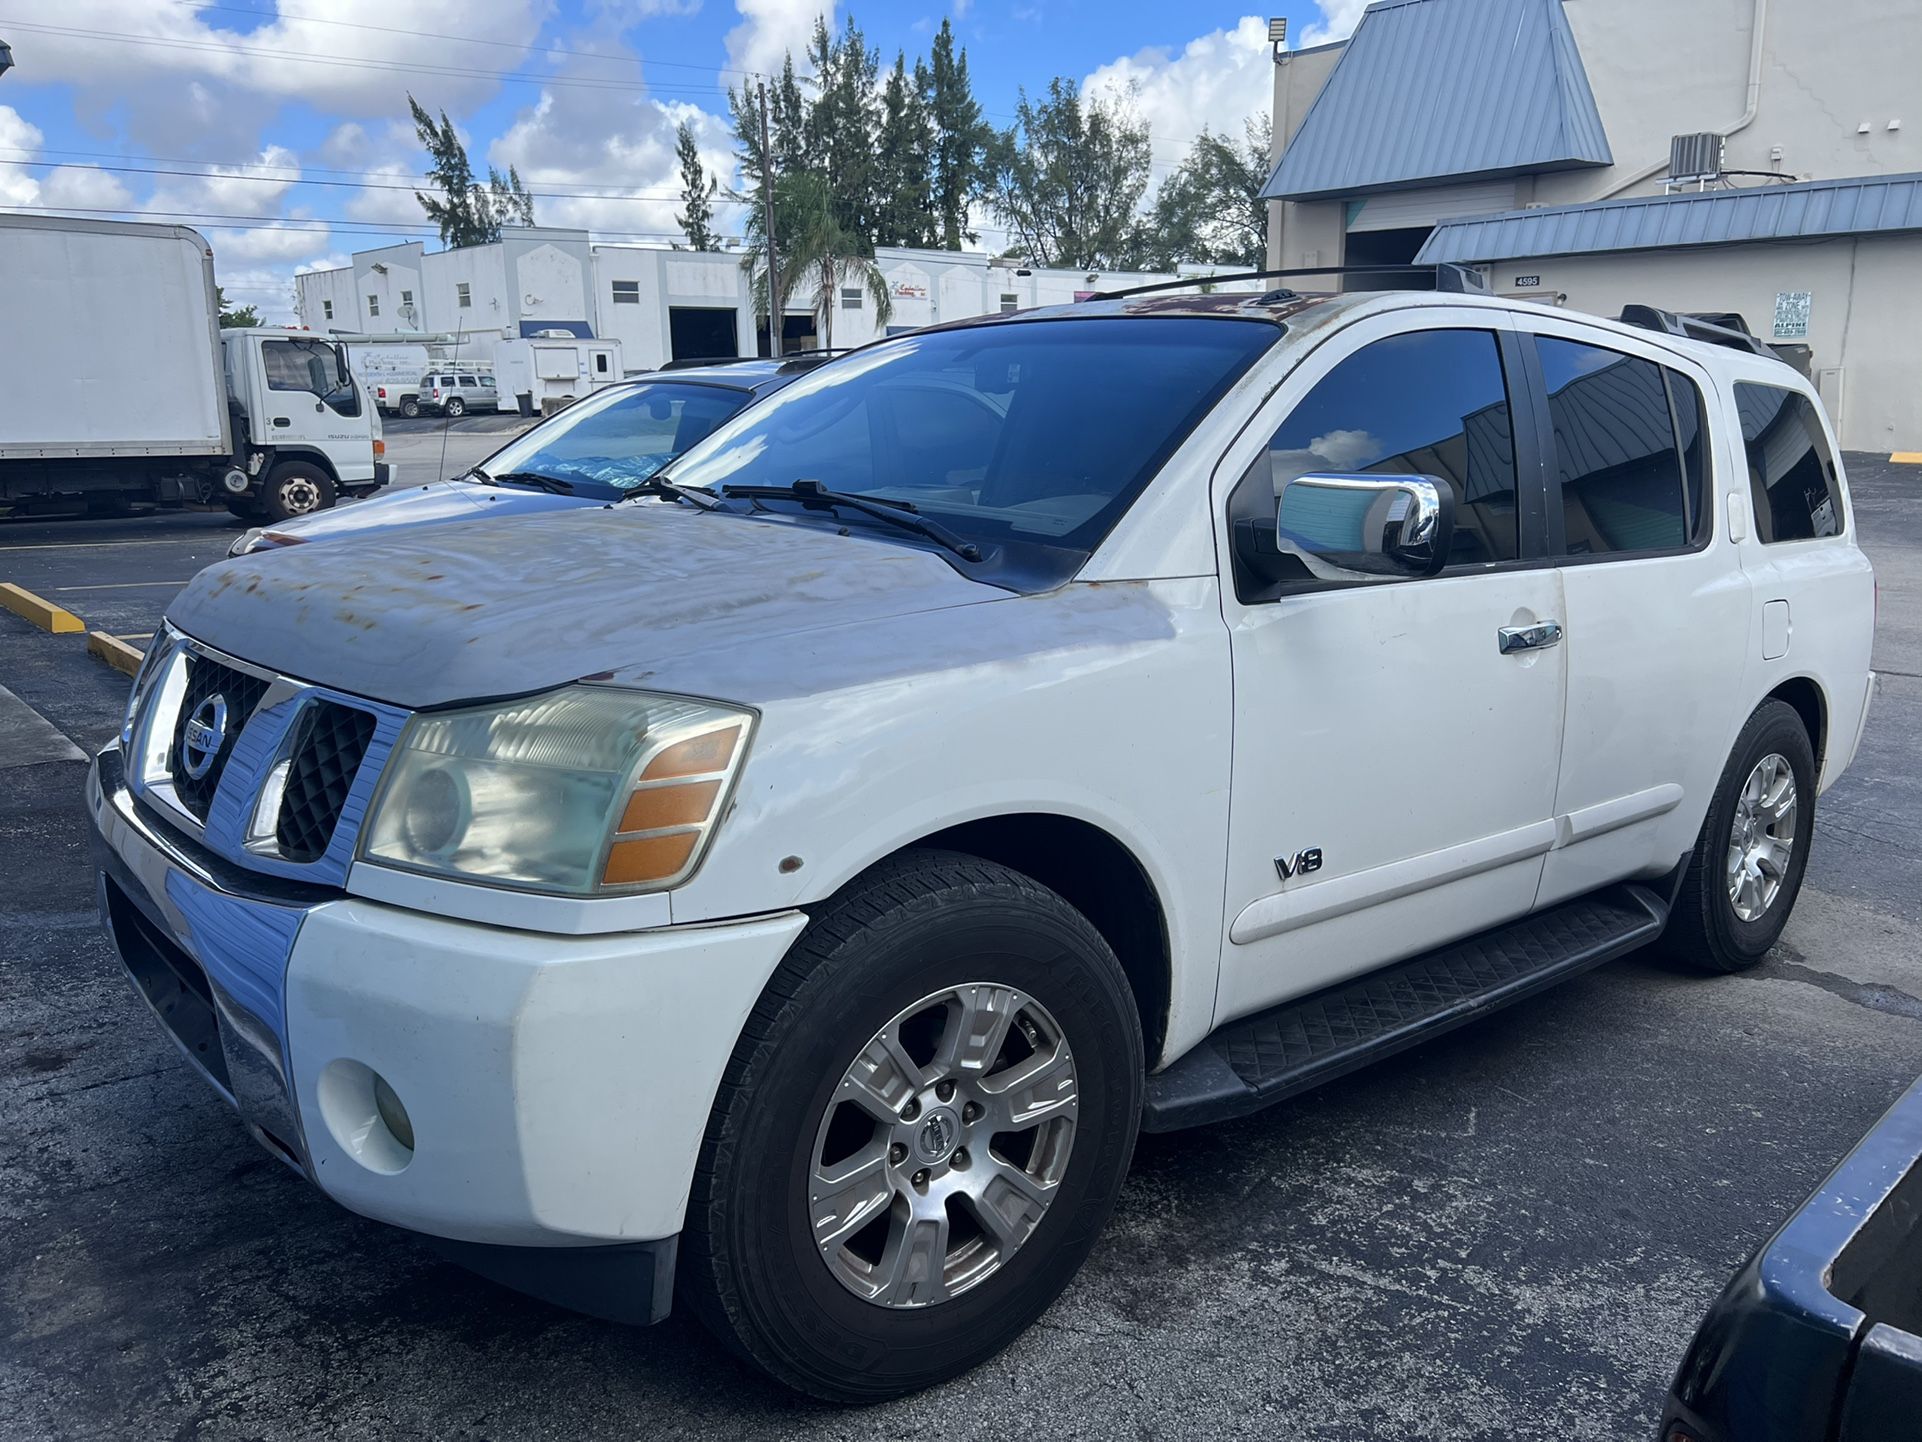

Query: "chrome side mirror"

xmin=1275 ymin=473 xmax=1456 ymax=580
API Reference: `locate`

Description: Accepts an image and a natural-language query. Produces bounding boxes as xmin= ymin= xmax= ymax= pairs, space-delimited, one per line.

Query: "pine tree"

xmin=925 ymin=20 xmax=991 ymax=249
xmin=408 ymin=94 xmax=533 ymax=247
xmin=803 ymin=16 xmax=882 ymax=239
xmin=674 ymin=122 xmax=719 ymax=251
xmin=874 ymin=53 xmax=936 ymax=247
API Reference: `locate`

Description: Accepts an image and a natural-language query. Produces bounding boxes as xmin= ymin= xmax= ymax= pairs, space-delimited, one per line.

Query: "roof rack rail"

xmin=1617 ymin=305 xmax=1771 ymax=357
xmin=1089 ymin=262 xmax=1488 ymax=301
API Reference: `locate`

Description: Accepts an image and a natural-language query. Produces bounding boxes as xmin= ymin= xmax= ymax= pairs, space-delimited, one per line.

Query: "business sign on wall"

xmin=1773 ymin=291 xmax=1812 ymax=340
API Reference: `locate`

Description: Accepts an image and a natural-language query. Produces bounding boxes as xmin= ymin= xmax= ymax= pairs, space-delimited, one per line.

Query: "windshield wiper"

xmin=491 ymin=470 xmax=576 ymax=494
xmin=620 ymin=476 xmax=727 ymax=511
xmin=720 ymin=480 xmax=983 ymax=562
xmin=459 ymin=465 xmax=493 ymax=485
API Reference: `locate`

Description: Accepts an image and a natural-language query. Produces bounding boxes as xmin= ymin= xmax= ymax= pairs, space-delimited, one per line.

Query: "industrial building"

xmin=295 ymin=234 xmax=1231 ymax=377
xmin=1264 ymin=0 xmax=1921 ymax=450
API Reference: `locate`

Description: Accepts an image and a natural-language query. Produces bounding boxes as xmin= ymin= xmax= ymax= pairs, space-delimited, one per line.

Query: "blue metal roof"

xmin=1260 ymin=0 xmax=1612 ymax=202
xmin=1416 ymin=171 xmax=1922 ymax=262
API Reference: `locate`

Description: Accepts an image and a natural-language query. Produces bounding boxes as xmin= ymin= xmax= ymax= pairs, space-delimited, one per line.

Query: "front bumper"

xmin=88 ymin=746 xmax=806 ymax=1315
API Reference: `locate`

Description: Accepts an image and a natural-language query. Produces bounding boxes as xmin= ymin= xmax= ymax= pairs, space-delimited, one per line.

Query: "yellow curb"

xmin=1891 ymin=452 xmax=1922 ymax=464
xmin=87 ymin=631 xmax=146 ymax=677
xmin=0 ymin=581 xmax=84 ymax=633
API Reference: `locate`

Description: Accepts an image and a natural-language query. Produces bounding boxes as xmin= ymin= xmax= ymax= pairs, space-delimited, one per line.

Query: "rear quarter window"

xmin=1735 ymin=383 xmax=1845 ymax=542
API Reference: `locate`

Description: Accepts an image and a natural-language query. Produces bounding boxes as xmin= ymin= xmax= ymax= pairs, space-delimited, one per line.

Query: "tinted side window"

xmin=1230 ymin=328 xmax=1519 ymax=590
xmin=1736 ymin=384 xmax=1844 ymax=542
xmin=1537 ymin=337 xmax=1686 ymax=556
xmin=1668 ymin=370 xmax=1711 ymax=545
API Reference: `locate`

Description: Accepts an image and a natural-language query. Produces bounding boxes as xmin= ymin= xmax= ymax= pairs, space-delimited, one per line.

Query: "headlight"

xmin=360 ymin=686 xmax=753 ymax=895
xmin=118 ymin=624 xmax=176 ymax=749
xmin=228 ymin=528 xmax=307 ymax=557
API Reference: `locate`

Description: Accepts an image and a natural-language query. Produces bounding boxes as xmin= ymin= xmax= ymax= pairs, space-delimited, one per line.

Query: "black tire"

xmin=399 ymin=397 xmax=421 ymax=419
xmin=259 ymin=461 xmax=335 ymax=523
xmin=443 ymin=396 xmax=466 ymax=418
xmin=1663 ymin=699 xmax=1817 ymax=973
xmin=681 ymin=850 xmax=1144 ymax=1402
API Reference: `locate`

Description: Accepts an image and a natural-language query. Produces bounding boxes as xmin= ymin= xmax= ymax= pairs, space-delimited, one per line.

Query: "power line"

xmin=0 ymin=20 xmax=737 ymax=98
xmin=0 ymin=151 xmax=720 ymax=204
xmin=0 ymin=144 xmax=743 ymax=198
xmin=162 ymin=0 xmax=765 ymax=80
xmin=0 ymin=201 xmax=747 ymax=244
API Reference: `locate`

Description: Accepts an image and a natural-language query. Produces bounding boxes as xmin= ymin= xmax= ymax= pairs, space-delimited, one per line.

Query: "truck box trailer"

xmin=492 ymin=334 xmax=623 ymax=416
xmin=0 ymin=215 xmax=386 ymax=520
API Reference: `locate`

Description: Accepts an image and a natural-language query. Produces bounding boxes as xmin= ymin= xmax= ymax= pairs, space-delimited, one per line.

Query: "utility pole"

xmin=757 ymin=81 xmax=782 ymax=359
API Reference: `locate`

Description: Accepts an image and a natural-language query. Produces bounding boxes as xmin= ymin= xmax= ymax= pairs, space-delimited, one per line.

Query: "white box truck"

xmin=492 ymin=332 xmax=623 ymax=416
xmin=0 ymin=215 xmax=387 ymax=521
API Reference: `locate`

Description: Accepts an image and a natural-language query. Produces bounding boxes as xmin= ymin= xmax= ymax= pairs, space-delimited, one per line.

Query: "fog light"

xmin=373 ymin=1073 xmax=415 ymax=1153
xmin=221 ymin=467 xmax=250 ymax=495
xmin=316 ymin=1058 xmax=415 ymax=1173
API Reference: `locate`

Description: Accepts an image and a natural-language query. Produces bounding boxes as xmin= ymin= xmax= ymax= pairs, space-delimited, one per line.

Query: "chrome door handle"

xmin=1498 ymin=620 xmax=1563 ymax=654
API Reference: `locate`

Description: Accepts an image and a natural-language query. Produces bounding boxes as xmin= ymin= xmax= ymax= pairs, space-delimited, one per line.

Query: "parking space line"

xmin=0 ymin=582 xmax=85 ymax=633
xmin=86 ymin=631 xmax=147 ymax=677
xmin=0 ymin=539 xmax=217 ymax=553
xmin=52 ymin=581 xmax=193 ymax=592
xmin=1892 ymin=452 xmax=1922 ymax=464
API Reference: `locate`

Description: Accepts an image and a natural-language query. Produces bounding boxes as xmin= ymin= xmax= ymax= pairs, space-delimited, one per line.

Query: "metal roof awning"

xmin=1261 ymin=0 xmax=1613 ymax=203
xmin=1416 ymin=171 xmax=1922 ymax=263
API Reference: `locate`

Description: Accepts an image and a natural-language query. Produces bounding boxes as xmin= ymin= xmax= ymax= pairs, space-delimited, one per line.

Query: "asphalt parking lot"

xmin=1 ymin=456 xmax=1916 ymax=1440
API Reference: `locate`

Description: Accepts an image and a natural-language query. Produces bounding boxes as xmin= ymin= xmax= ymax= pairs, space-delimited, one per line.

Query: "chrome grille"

xmin=126 ymin=628 xmax=407 ymax=883
xmin=275 ymin=701 xmax=378 ymax=863
xmin=167 ymin=653 xmax=271 ymax=821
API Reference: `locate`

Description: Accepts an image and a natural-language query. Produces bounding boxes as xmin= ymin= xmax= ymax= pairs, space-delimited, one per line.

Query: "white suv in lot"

xmin=90 ymin=282 xmax=1875 ymax=1401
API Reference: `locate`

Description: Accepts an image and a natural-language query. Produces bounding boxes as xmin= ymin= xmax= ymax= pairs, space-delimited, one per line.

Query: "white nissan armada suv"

xmin=90 ymin=278 xmax=1876 ymax=1401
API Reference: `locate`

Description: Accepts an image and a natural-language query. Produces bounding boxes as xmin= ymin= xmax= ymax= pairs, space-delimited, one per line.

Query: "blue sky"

xmin=0 ymin=1 xmax=1365 ymax=318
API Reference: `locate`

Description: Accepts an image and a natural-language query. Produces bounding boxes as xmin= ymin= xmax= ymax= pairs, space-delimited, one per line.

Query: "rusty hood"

xmin=167 ymin=502 xmax=1002 ymax=709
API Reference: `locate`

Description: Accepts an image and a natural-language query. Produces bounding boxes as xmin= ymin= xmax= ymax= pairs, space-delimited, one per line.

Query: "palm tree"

xmin=742 ymin=171 xmax=892 ymax=351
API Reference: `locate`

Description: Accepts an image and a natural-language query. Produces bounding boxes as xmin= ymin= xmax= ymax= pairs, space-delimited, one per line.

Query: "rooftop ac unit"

xmin=1668 ymin=132 xmax=1724 ymax=183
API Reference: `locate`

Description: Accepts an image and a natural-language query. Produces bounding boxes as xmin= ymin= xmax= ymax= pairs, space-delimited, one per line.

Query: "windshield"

xmin=478 ymin=381 xmax=754 ymax=495
xmin=666 ymin=318 xmax=1275 ymax=563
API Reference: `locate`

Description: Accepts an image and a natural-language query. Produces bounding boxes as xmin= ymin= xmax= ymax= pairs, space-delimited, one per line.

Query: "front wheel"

xmin=1663 ymin=699 xmax=1817 ymax=973
xmin=681 ymin=851 xmax=1143 ymax=1401
xmin=259 ymin=461 xmax=335 ymax=523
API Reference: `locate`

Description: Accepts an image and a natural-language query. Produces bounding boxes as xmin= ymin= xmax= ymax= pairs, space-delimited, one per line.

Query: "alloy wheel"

xmin=1727 ymin=751 xmax=1797 ymax=922
xmin=808 ymin=983 xmax=1078 ymax=1308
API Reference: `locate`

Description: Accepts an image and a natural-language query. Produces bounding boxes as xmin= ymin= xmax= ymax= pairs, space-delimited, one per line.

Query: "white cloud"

xmin=1298 ymin=0 xmax=1370 ymax=47
xmin=488 ymin=50 xmax=747 ymax=244
xmin=1083 ymin=16 xmax=1275 ymax=172
xmin=725 ymin=0 xmax=831 ymax=80
xmin=0 ymin=107 xmax=47 ymax=207
xmin=14 ymin=0 xmax=552 ymax=120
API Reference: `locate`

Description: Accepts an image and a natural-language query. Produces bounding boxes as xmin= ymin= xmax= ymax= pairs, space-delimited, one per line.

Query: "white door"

xmin=1212 ymin=312 xmax=1567 ymax=1026
xmin=256 ymin=336 xmax=368 ymax=453
xmin=1519 ymin=319 xmax=1753 ymax=906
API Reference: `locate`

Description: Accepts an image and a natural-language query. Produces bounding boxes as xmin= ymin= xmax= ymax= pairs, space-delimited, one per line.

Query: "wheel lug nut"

xmin=912 ymin=1169 xmax=929 ymax=1189
xmin=936 ymin=1079 xmax=955 ymax=1102
xmin=889 ymin=1143 xmax=907 ymax=1165
xmin=901 ymin=1099 xmax=919 ymax=1121
xmin=952 ymin=1147 xmax=969 ymax=1169
xmin=962 ymin=1102 xmax=981 ymax=1124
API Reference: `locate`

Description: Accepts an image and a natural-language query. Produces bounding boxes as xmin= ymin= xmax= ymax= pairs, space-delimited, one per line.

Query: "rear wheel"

xmin=443 ymin=396 xmax=466 ymax=418
xmin=259 ymin=461 xmax=334 ymax=523
xmin=399 ymin=396 xmax=421 ymax=419
xmin=1664 ymin=699 xmax=1817 ymax=973
xmin=681 ymin=851 xmax=1143 ymax=1401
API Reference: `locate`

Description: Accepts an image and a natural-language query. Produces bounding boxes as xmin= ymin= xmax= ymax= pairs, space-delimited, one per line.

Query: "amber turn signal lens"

xmin=642 ymin=725 xmax=742 ymax=781
xmin=603 ymin=832 xmax=699 ymax=885
xmin=618 ymin=780 xmax=720 ymax=833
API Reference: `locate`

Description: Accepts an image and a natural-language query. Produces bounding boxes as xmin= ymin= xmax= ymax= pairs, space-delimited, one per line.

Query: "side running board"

xmin=1142 ymin=883 xmax=1669 ymax=1133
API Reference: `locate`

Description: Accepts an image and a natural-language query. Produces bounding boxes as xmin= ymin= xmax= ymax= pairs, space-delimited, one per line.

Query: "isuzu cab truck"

xmin=0 ymin=215 xmax=387 ymax=520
